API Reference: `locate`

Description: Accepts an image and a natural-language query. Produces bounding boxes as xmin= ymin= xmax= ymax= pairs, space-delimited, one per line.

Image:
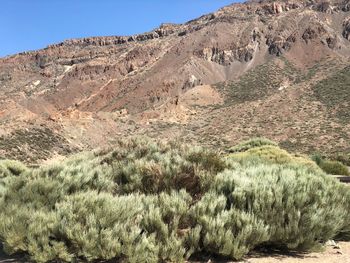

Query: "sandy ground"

xmin=242 ymin=242 xmax=350 ymax=263
xmin=1 ymin=242 xmax=349 ymax=263
xmin=190 ymin=242 xmax=350 ymax=263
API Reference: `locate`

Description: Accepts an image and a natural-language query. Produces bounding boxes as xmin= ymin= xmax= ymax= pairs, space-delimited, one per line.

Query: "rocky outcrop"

xmin=343 ymin=18 xmax=350 ymax=40
xmin=302 ymin=26 xmax=327 ymax=43
xmin=199 ymin=47 xmax=227 ymax=65
xmin=313 ymin=1 xmax=335 ymax=13
xmin=324 ymin=36 xmax=338 ymax=49
xmin=183 ymin=75 xmax=202 ymax=90
xmin=251 ymin=0 xmax=350 ymax=14
xmin=235 ymin=45 xmax=256 ymax=62
xmin=302 ymin=23 xmax=339 ymax=49
xmin=196 ymin=44 xmax=256 ymax=65
xmin=48 ymin=36 xmax=129 ymax=48
xmin=254 ymin=1 xmax=303 ymax=15
xmin=342 ymin=0 xmax=350 ymax=11
xmin=155 ymin=23 xmax=178 ymax=37
xmin=0 ymin=72 xmax=11 ymax=81
xmin=266 ymin=33 xmax=296 ymax=56
xmin=35 ymin=54 xmax=52 ymax=69
xmin=47 ymin=28 xmax=175 ymax=49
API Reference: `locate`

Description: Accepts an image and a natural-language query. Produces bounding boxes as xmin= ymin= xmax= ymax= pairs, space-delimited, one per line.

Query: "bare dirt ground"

xmin=1 ymin=242 xmax=349 ymax=263
xmin=189 ymin=242 xmax=350 ymax=263
xmin=243 ymin=242 xmax=350 ymax=263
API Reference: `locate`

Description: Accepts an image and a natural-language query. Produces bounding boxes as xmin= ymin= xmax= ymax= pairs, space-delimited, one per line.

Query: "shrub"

xmin=311 ymin=153 xmax=349 ymax=176
xmin=319 ymin=160 xmax=349 ymax=176
xmin=0 ymin=160 xmax=28 ymax=178
xmin=56 ymin=192 xmax=158 ymax=262
xmin=335 ymin=183 xmax=350 ymax=240
xmin=0 ymin=160 xmax=28 ymax=199
xmin=212 ymin=164 xmax=350 ymax=250
xmin=0 ymin=138 xmax=226 ymax=262
xmin=0 ymin=190 xmax=194 ymax=263
xmin=0 ymin=137 xmax=350 ymax=262
xmin=335 ymin=153 xmax=350 ymax=166
xmin=229 ymin=137 xmax=278 ymax=153
xmin=229 ymin=145 xmax=321 ymax=173
xmin=103 ymin=138 xmax=228 ymax=195
xmin=190 ymin=192 xmax=269 ymax=259
xmin=311 ymin=153 xmax=323 ymax=165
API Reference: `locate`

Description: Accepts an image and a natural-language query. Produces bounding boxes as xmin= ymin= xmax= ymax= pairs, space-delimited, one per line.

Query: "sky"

xmin=0 ymin=0 xmax=241 ymax=58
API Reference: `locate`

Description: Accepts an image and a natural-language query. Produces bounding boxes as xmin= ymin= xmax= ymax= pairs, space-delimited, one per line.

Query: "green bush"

xmin=311 ymin=153 xmax=350 ymax=176
xmin=102 ymin=138 xmax=228 ymax=195
xmin=0 ymin=137 xmax=350 ymax=262
xmin=56 ymin=192 xmax=158 ymax=262
xmin=228 ymin=137 xmax=277 ymax=153
xmin=190 ymin=192 xmax=269 ymax=259
xmin=311 ymin=153 xmax=323 ymax=166
xmin=0 ymin=160 xmax=28 ymax=178
xmin=212 ymin=164 xmax=350 ymax=249
xmin=229 ymin=145 xmax=321 ymax=173
xmin=0 ymin=160 xmax=28 ymax=199
xmin=335 ymin=153 xmax=350 ymax=166
xmin=319 ymin=160 xmax=349 ymax=176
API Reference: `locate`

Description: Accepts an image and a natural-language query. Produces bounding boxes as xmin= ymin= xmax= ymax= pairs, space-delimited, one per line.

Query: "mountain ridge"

xmin=0 ymin=0 xmax=349 ymax=163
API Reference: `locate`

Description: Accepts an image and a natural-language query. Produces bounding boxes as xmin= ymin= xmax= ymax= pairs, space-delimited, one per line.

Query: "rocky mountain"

xmin=1 ymin=0 xmax=350 ymax=163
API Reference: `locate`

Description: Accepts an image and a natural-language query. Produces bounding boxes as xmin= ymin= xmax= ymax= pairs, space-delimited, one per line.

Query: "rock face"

xmin=303 ymin=26 xmax=328 ymax=43
xmin=314 ymin=1 xmax=334 ymax=13
xmin=267 ymin=34 xmax=297 ymax=56
xmin=344 ymin=18 xmax=350 ymax=39
xmin=0 ymin=0 xmax=350 ymax=162
xmin=343 ymin=0 xmax=350 ymax=11
xmin=195 ymin=43 xmax=256 ymax=65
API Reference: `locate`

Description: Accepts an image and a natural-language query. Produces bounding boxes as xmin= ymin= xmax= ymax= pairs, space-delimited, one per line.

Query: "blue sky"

xmin=0 ymin=0 xmax=240 ymax=58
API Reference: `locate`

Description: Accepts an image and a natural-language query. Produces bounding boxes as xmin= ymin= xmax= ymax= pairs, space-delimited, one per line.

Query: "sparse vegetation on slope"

xmin=220 ymin=60 xmax=299 ymax=105
xmin=0 ymin=137 xmax=350 ymax=262
xmin=312 ymin=65 xmax=350 ymax=122
xmin=0 ymin=127 xmax=74 ymax=163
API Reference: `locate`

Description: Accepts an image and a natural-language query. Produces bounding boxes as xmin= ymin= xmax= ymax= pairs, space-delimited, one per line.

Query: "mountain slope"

xmin=1 ymin=0 xmax=350 ymax=162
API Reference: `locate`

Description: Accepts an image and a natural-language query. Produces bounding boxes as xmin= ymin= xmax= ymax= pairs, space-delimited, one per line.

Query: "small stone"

xmin=325 ymin=240 xmax=337 ymax=247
